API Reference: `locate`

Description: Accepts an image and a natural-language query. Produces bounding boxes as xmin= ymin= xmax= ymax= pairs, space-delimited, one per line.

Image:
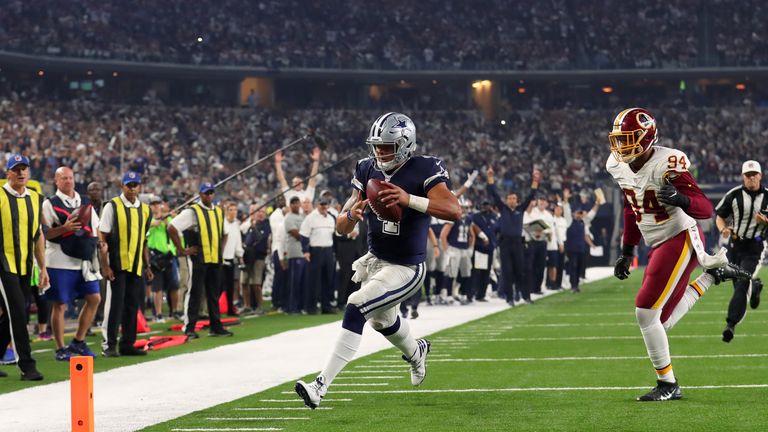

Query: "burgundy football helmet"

xmin=608 ymin=108 xmax=658 ymax=163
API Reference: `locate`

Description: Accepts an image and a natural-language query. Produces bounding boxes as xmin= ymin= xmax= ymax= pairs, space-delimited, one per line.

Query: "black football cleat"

xmin=637 ymin=380 xmax=682 ymax=402
xmin=750 ymin=278 xmax=762 ymax=309
xmin=706 ymin=263 xmax=751 ymax=285
xmin=722 ymin=324 xmax=735 ymax=343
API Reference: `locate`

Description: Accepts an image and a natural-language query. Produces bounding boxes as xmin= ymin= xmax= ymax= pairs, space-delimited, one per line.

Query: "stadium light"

xmin=87 ymin=70 xmax=93 ymax=76
xmin=472 ymin=80 xmax=491 ymax=90
xmin=735 ymin=83 xmax=746 ymax=90
xmin=112 ymin=72 xmax=119 ymax=77
xmin=517 ymin=87 xmax=526 ymax=94
xmin=197 ymin=36 xmax=203 ymax=43
xmin=37 ymin=70 xmax=44 ymax=77
xmin=500 ymin=120 xmax=507 ymax=125
xmin=602 ymin=86 xmax=613 ymax=93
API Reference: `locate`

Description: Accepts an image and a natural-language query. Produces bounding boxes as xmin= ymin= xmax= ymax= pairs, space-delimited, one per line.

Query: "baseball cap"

xmin=199 ymin=182 xmax=215 ymax=194
xmin=742 ymin=160 xmax=761 ymax=174
xmin=318 ymin=197 xmax=329 ymax=205
xmin=121 ymin=171 xmax=141 ymax=185
xmin=5 ymin=154 xmax=30 ymax=170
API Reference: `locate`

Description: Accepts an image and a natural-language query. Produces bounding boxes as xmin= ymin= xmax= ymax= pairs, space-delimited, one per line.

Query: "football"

xmin=366 ymin=178 xmax=403 ymax=222
xmin=71 ymin=203 xmax=93 ymax=235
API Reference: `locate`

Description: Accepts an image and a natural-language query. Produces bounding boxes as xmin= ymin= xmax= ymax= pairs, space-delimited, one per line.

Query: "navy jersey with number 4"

xmin=352 ymin=155 xmax=450 ymax=265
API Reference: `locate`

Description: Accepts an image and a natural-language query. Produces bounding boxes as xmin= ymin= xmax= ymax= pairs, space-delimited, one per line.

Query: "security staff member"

xmin=168 ymin=182 xmax=232 ymax=338
xmin=98 ymin=171 xmax=153 ymax=357
xmin=0 ymin=155 xmax=48 ymax=380
xmin=715 ymin=160 xmax=768 ymax=343
xmin=486 ymin=166 xmax=540 ymax=306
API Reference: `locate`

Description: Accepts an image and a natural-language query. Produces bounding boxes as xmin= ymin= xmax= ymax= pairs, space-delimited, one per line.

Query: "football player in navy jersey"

xmin=295 ymin=112 xmax=461 ymax=409
xmin=440 ymin=198 xmax=476 ymax=304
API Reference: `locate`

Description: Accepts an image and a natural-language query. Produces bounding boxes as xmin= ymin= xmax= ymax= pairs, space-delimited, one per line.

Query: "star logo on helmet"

xmin=394 ymin=119 xmax=408 ymax=129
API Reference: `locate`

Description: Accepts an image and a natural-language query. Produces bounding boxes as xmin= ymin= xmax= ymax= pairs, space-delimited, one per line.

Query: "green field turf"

xmin=143 ymin=268 xmax=768 ymax=432
xmin=0 ymin=305 xmax=341 ymax=394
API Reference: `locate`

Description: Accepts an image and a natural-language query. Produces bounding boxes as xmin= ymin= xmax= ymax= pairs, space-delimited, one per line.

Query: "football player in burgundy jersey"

xmin=295 ymin=112 xmax=461 ymax=409
xmin=606 ymin=107 xmax=751 ymax=401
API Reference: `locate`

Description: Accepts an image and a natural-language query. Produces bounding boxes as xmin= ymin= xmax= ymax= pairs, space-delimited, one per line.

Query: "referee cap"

xmin=742 ymin=160 xmax=761 ymax=175
xmin=5 ymin=154 xmax=29 ymax=170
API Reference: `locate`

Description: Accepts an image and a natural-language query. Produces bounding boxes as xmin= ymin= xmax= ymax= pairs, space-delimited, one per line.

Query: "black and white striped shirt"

xmin=715 ymin=184 xmax=768 ymax=240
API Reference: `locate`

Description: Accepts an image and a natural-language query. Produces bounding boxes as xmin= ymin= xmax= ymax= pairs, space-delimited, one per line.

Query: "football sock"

xmin=378 ymin=316 xmax=418 ymax=360
xmin=663 ymin=272 xmax=714 ymax=330
xmin=319 ymin=328 xmax=361 ymax=386
xmin=655 ymin=363 xmax=675 ymax=383
xmin=636 ymin=307 xmax=675 ymax=383
xmin=320 ymin=305 xmax=365 ymax=386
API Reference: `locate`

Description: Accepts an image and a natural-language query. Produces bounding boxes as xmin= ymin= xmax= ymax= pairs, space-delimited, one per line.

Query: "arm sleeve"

xmin=300 ymin=236 xmax=310 ymax=253
xmin=622 ymin=197 xmax=642 ymax=247
xmin=670 ymin=171 xmax=713 ymax=219
xmin=520 ymin=190 xmax=536 ymax=213
xmin=486 ymin=184 xmax=505 ymax=209
xmin=351 ymin=161 xmax=365 ymax=193
xmin=424 ymin=158 xmax=450 ymax=193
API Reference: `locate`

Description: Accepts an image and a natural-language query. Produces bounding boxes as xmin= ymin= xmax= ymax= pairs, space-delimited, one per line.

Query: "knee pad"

xmin=341 ymin=304 xmax=366 ymax=335
xmin=375 ymin=316 xmax=401 ymax=336
xmin=635 ymin=307 xmax=662 ymax=330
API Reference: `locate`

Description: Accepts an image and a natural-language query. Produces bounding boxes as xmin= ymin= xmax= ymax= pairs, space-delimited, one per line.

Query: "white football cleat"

xmin=403 ymin=339 xmax=431 ymax=386
xmin=295 ymin=376 xmax=327 ymax=409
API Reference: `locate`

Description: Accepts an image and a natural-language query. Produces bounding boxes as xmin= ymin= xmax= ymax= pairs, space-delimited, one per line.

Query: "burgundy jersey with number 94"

xmin=606 ymin=145 xmax=713 ymax=248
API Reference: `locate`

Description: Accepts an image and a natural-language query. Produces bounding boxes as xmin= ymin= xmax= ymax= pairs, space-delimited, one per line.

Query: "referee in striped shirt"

xmin=715 ymin=160 xmax=768 ymax=343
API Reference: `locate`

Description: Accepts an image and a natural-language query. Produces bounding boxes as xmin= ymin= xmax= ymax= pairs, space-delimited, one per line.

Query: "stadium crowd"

xmin=2 ymin=0 xmax=768 ymax=69
xmin=1 ymin=96 xmax=767 ymax=207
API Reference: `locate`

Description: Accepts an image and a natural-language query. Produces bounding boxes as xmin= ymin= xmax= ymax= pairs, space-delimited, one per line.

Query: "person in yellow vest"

xmin=0 ymin=155 xmax=48 ymax=381
xmin=168 ymin=182 xmax=233 ymax=338
xmin=97 ymin=171 xmax=154 ymax=357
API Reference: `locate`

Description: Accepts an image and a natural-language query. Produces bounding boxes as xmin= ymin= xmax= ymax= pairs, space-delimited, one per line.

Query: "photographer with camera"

xmin=715 ymin=160 xmax=768 ymax=342
xmin=147 ymin=198 xmax=179 ymax=322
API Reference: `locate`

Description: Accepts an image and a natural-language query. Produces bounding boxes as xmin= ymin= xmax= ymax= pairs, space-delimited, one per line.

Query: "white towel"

xmin=82 ymin=259 xmax=103 ymax=282
xmin=351 ymin=252 xmax=376 ymax=283
xmin=687 ymin=225 xmax=728 ymax=269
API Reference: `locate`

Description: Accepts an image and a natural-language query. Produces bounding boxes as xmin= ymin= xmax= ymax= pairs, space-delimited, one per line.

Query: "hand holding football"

xmin=366 ymin=179 xmax=403 ymax=222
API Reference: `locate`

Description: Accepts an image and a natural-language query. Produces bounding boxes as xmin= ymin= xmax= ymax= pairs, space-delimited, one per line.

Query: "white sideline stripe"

xmin=0 ymin=268 xmax=615 ymax=431
xmin=31 ymin=348 xmax=53 ymax=354
xmin=207 ymin=417 xmax=309 ymax=421
xmin=234 ymin=407 xmax=332 ymax=411
xmin=353 ymin=365 xmax=409 ymax=369
xmin=370 ymin=353 xmax=768 ymax=363
xmin=341 ymin=370 xmax=395 ymax=373
xmin=432 ymin=334 xmax=768 ymax=342
xmin=334 ymin=376 xmax=402 ymax=379
xmin=331 ymin=383 xmax=390 ymax=386
xmin=383 ymin=353 xmax=452 ymax=358
xmin=259 ymin=399 xmax=352 ymax=403
xmin=320 ymin=384 xmax=768 ymax=395
xmin=172 ymin=429 xmax=283 ymax=431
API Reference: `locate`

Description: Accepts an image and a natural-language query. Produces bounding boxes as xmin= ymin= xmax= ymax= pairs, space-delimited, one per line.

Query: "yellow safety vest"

xmin=0 ymin=188 xmax=42 ymax=275
xmin=109 ymin=197 xmax=151 ymax=276
xmin=191 ymin=203 xmax=223 ymax=264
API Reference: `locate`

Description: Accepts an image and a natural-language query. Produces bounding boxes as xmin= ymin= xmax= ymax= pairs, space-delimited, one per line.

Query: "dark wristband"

xmin=622 ymin=244 xmax=635 ymax=257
